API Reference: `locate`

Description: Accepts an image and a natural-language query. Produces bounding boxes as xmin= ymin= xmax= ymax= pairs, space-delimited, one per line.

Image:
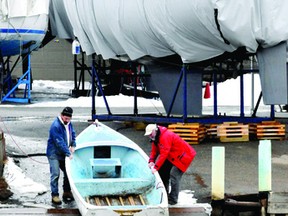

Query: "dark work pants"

xmin=158 ymin=160 xmax=184 ymax=203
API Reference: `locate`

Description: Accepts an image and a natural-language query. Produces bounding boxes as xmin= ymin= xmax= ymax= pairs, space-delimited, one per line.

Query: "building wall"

xmin=31 ymin=39 xmax=75 ymax=81
xmin=8 ymin=39 xmax=78 ymax=81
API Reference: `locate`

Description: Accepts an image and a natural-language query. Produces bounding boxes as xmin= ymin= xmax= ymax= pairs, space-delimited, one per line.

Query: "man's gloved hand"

xmin=151 ymin=166 xmax=157 ymax=174
xmin=148 ymin=162 xmax=155 ymax=168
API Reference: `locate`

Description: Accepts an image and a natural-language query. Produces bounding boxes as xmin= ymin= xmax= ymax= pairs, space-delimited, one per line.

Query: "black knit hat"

xmin=61 ymin=107 xmax=73 ymax=117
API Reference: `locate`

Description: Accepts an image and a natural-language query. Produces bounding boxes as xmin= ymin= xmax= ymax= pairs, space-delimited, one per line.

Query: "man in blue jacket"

xmin=46 ymin=107 xmax=76 ymax=205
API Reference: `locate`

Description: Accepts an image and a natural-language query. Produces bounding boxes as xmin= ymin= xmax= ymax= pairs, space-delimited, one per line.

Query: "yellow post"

xmin=211 ymin=146 xmax=225 ymax=200
xmin=258 ymin=140 xmax=272 ymax=192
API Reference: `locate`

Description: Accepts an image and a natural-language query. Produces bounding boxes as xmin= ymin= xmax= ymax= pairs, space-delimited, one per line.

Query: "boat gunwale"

xmin=74 ymin=140 xmax=148 ymax=158
xmin=67 ymin=123 xmax=168 ymax=215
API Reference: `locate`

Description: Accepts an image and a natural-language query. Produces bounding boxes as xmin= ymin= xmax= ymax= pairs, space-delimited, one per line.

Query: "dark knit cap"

xmin=61 ymin=107 xmax=73 ymax=117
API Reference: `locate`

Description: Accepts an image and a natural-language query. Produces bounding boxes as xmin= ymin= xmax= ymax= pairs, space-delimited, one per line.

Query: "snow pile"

xmin=3 ymin=158 xmax=47 ymax=198
xmin=177 ymin=190 xmax=197 ymax=205
xmin=173 ymin=190 xmax=212 ymax=215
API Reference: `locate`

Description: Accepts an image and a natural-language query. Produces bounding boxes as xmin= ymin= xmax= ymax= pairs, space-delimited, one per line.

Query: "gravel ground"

xmin=1 ymin=94 xmax=288 ymax=215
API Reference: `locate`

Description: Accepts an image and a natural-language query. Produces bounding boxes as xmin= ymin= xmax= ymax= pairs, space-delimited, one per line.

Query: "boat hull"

xmin=0 ymin=3 xmax=49 ymax=57
xmin=66 ymin=122 xmax=168 ymax=216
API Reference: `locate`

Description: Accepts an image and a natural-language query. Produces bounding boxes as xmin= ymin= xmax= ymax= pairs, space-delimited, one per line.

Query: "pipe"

xmin=225 ymin=199 xmax=261 ymax=207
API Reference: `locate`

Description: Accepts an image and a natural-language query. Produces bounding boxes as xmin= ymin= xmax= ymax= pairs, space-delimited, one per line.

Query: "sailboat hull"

xmin=0 ymin=2 xmax=49 ymax=57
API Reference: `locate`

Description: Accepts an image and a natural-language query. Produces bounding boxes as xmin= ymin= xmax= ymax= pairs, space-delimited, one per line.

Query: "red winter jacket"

xmin=148 ymin=126 xmax=196 ymax=172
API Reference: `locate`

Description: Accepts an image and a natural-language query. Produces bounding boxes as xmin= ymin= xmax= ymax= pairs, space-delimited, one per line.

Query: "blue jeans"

xmin=48 ymin=158 xmax=71 ymax=196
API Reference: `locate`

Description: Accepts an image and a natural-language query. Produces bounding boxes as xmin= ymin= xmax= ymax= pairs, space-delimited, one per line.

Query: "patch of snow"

xmin=177 ymin=190 xmax=197 ymax=205
xmin=272 ymin=155 xmax=288 ymax=165
xmin=172 ymin=190 xmax=212 ymax=215
xmin=18 ymin=80 xmax=165 ymax=110
xmin=3 ymin=158 xmax=47 ymax=198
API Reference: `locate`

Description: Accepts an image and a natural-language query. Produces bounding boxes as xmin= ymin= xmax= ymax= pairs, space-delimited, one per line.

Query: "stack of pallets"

xmin=206 ymin=124 xmax=218 ymax=140
xmin=248 ymin=123 xmax=258 ymax=140
xmin=168 ymin=123 xmax=206 ymax=144
xmin=217 ymin=122 xmax=249 ymax=142
xmin=256 ymin=121 xmax=285 ymax=140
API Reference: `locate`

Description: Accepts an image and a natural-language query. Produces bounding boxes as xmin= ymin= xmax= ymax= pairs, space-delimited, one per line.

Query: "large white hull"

xmin=0 ymin=0 xmax=49 ymax=57
xmin=51 ymin=0 xmax=288 ymax=62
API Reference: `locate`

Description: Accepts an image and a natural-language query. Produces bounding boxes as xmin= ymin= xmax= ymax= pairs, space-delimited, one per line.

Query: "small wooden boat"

xmin=66 ymin=121 xmax=168 ymax=216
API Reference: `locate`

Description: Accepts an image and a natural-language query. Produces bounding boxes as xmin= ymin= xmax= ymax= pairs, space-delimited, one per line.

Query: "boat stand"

xmin=91 ymin=60 xmax=198 ymax=123
xmin=71 ymin=51 xmax=91 ymax=97
xmin=90 ymin=55 xmax=273 ymax=124
xmin=1 ymin=53 xmax=32 ymax=103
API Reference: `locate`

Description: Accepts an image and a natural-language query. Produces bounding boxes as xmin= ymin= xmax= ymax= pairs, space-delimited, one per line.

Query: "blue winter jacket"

xmin=46 ymin=116 xmax=76 ymax=160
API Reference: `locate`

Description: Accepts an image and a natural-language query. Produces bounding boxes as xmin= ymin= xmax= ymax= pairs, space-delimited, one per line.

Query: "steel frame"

xmin=1 ymin=54 xmax=31 ymax=103
xmin=90 ymin=56 xmax=273 ymax=124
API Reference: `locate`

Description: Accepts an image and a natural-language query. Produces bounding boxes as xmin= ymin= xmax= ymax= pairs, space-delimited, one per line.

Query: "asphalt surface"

xmin=1 ymin=94 xmax=288 ymax=215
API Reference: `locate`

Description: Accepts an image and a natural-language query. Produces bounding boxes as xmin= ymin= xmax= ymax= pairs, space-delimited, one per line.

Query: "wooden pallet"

xmin=86 ymin=194 xmax=146 ymax=206
xmin=256 ymin=121 xmax=285 ymax=140
xmin=168 ymin=123 xmax=206 ymax=144
xmin=248 ymin=123 xmax=258 ymax=140
xmin=206 ymin=124 xmax=218 ymax=140
xmin=217 ymin=122 xmax=249 ymax=142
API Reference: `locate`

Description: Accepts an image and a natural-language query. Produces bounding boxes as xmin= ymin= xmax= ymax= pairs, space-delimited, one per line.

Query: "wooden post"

xmin=0 ymin=131 xmax=12 ymax=200
xmin=0 ymin=130 xmax=3 ymax=177
xmin=258 ymin=140 xmax=271 ymax=192
xmin=211 ymin=146 xmax=225 ymax=200
xmin=258 ymin=140 xmax=271 ymax=215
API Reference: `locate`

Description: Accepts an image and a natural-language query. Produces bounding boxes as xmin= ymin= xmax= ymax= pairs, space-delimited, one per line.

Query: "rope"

xmin=0 ymin=116 xmax=48 ymax=165
xmin=148 ymin=98 xmax=164 ymax=115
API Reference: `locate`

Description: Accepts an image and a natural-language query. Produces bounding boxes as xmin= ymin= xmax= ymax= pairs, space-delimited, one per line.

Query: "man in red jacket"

xmin=144 ymin=124 xmax=196 ymax=205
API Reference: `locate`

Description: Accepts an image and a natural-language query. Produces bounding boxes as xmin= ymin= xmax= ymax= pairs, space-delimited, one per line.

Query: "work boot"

xmin=63 ymin=191 xmax=74 ymax=201
xmin=52 ymin=196 xmax=62 ymax=205
xmin=168 ymin=198 xmax=177 ymax=205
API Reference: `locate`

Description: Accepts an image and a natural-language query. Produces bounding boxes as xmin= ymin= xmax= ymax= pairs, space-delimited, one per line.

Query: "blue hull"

xmin=0 ymin=28 xmax=46 ymax=56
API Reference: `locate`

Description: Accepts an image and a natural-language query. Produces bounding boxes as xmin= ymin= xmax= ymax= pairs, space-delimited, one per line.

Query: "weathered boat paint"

xmin=66 ymin=122 xmax=168 ymax=216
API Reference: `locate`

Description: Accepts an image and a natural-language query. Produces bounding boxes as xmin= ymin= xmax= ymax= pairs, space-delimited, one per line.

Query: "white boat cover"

xmin=0 ymin=0 xmax=49 ymax=17
xmin=50 ymin=0 xmax=288 ymax=63
xmin=49 ymin=0 xmax=74 ymax=39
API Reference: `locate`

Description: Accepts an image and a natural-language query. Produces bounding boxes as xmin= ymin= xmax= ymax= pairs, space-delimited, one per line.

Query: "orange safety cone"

xmin=204 ymin=83 xmax=211 ymax=99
